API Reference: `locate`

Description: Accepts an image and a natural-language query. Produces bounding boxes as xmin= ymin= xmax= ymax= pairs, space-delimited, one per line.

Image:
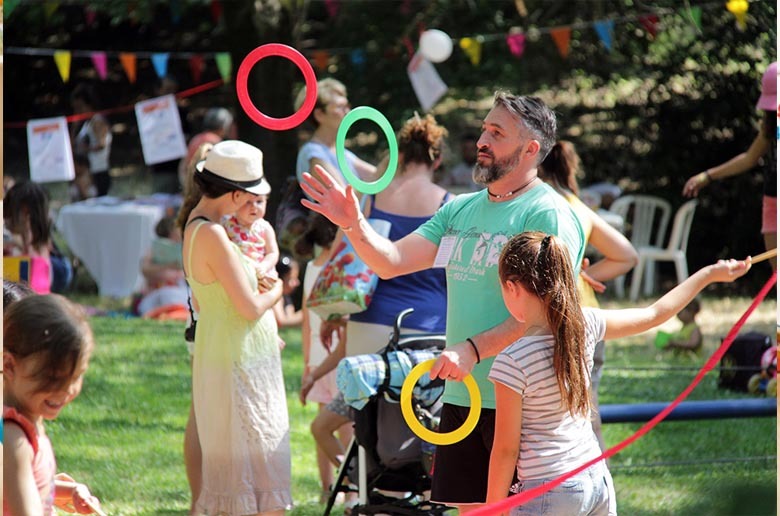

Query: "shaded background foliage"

xmin=4 ymin=0 xmax=776 ymax=291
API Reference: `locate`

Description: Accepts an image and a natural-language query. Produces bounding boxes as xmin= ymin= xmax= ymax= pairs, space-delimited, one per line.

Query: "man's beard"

xmin=472 ymin=145 xmax=522 ymax=186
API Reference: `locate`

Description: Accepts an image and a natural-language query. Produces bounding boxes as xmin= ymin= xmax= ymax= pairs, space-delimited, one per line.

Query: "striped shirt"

xmin=488 ymin=308 xmax=605 ymax=480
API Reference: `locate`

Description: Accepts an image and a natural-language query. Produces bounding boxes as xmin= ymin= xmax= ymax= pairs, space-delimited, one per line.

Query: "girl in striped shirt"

xmin=487 ymin=231 xmax=751 ymax=515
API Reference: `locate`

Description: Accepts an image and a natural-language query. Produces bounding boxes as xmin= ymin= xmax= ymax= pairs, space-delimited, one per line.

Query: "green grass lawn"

xmin=48 ymin=295 xmax=777 ymax=515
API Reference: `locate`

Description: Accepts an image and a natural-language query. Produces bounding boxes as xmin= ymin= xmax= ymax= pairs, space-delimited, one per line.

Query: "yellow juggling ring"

xmin=400 ymin=359 xmax=481 ymax=446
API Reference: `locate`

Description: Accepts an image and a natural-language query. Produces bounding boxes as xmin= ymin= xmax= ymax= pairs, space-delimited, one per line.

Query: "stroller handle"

xmin=392 ymin=308 xmax=415 ymax=343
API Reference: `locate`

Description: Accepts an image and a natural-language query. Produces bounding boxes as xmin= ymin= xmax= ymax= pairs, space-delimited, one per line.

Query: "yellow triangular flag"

xmin=726 ymin=0 xmax=748 ymax=31
xmin=459 ymin=37 xmax=482 ymax=66
xmin=53 ymin=50 xmax=71 ymax=83
xmin=44 ymin=0 xmax=60 ymax=20
xmin=119 ymin=52 xmax=137 ymax=83
xmin=550 ymin=27 xmax=572 ymax=59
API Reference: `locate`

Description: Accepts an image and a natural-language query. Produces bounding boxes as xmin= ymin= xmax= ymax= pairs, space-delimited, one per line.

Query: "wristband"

xmin=466 ymin=337 xmax=481 ymax=364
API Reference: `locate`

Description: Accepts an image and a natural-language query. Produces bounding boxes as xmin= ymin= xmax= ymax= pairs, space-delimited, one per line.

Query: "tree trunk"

xmin=222 ymin=0 xmax=299 ymax=227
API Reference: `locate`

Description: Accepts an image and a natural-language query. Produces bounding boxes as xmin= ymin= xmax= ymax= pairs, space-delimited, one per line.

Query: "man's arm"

xmin=300 ymin=165 xmax=438 ymax=278
xmin=430 ymin=316 xmax=526 ymax=381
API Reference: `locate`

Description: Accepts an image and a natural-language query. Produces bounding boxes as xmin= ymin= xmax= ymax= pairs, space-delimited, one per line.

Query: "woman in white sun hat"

xmin=182 ymin=140 xmax=292 ymax=515
xmin=683 ymin=61 xmax=777 ymax=270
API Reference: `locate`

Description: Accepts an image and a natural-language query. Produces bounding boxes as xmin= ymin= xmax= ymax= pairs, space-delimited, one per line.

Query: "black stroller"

xmin=323 ymin=309 xmax=451 ymax=516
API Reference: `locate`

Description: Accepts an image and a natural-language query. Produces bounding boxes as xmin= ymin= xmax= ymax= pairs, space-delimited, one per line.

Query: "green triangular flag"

xmin=687 ymin=6 xmax=702 ymax=31
xmin=215 ymin=52 xmax=232 ymax=83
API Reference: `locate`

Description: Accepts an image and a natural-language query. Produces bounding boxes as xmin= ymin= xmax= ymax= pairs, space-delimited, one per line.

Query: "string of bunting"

xmin=5 ymin=0 xmax=742 ymax=83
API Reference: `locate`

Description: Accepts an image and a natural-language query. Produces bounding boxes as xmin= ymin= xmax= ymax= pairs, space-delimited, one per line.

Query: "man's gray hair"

xmin=493 ymin=92 xmax=557 ymax=164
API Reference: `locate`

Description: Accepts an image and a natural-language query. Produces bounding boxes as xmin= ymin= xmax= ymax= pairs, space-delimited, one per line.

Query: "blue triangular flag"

xmin=350 ymin=49 xmax=366 ymax=68
xmin=151 ymin=53 xmax=170 ymax=79
xmin=593 ymin=19 xmax=615 ymax=51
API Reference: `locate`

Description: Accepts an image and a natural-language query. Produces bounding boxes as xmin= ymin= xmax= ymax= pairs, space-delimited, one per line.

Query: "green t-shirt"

xmin=415 ymin=183 xmax=585 ymax=409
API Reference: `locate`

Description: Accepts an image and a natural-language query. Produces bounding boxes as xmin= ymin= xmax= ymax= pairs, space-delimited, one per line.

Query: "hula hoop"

xmin=400 ymin=359 xmax=481 ymax=446
xmin=335 ymin=106 xmax=398 ymax=194
xmin=236 ymin=44 xmax=318 ymax=131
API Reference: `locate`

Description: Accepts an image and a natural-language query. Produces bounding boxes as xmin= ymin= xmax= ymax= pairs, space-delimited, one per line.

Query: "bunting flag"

xmin=726 ymin=0 xmax=748 ymax=31
xmin=90 ymin=51 xmax=108 ymax=80
xmin=400 ymin=0 xmax=412 ymax=16
xmin=210 ymin=0 xmax=223 ymax=23
xmin=5 ymin=0 xmax=22 ymax=18
xmin=189 ymin=55 xmax=205 ymax=84
xmin=687 ymin=6 xmax=702 ymax=31
xmin=312 ymin=50 xmax=330 ymax=72
xmin=593 ymin=19 xmax=615 ymax=51
xmin=119 ymin=52 xmax=137 ymax=83
xmin=514 ymin=0 xmax=528 ymax=17
xmin=324 ymin=0 xmax=340 ymax=18
xmin=639 ymin=14 xmax=659 ymax=39
xmin=459 ymin=37 xmax=482 ymax=66
xmin=350 ymin=49 xmax=366 ymax=73
xmin=550 ymin=27 xmax=572 ymax=59
xmin=53 ymin=51 xmax=71 ymax=83
xmin=43 ymin=1 xmax=60 ymax=21
xmin=215 ymin=53 xmax=232 ymax=83
xmin=506 ymin=33 xmax=526 ymax=58
xmin=170 ymin=0 xmax=182 ymax=25
xmin=85 ymin=6 xmax=97 ymax=27
xmin=152 ymin=53 xmax=170 ymax=79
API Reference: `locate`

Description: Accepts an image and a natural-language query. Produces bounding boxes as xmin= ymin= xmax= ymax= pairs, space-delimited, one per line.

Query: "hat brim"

xmin=756 ymin=94 xmax=776 ymax=111
xmin=196 ymin=160 xmax=271 ymax=195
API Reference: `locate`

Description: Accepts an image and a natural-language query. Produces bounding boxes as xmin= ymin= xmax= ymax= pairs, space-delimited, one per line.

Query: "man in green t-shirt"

xmin=300 ymin=91 xmax=585 ymax=510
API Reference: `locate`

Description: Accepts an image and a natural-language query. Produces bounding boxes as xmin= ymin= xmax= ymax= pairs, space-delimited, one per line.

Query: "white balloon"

xmin=419 ymin=29 xmax=453 ymax=63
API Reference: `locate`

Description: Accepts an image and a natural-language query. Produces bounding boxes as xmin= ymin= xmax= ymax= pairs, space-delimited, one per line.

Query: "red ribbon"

xmin=471 ymin=272 xmax=777 ymax=515
xmin=4 ymin=79 xmax=225 ymax=129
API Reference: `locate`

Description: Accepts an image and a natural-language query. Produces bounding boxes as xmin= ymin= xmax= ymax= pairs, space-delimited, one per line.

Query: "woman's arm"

xmin=197 ymin=223 xmax=282 ymax=320
xmin=4 ymin=424 xmax=44 ymax=515
xmin=486 ymin=382 xmax=523 ymax=511
xmin=583 ymin=209 xmax=638 ymax=282
xmin=603 ymin=259 xmax=751 ymax=340
xmin=683 ymin=127 xmax=771 ymax=197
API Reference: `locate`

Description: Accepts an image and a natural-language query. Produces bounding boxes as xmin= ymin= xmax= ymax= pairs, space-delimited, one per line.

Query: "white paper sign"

xmin=27 ymin=116 xmax=75 ymax=183
xmin=407 ymin=52 xmax=448 ymax=112
xmin=134 ymin=94 xmax=187 ymax=165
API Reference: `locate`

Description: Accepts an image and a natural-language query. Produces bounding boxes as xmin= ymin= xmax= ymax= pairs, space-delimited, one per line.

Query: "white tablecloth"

xmin=56 ymin=198 xmax=167 ymax=298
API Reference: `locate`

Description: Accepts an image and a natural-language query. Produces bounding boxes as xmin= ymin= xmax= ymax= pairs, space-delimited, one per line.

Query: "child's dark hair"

xmin=539 ymin=140 xmax=582 ymax=196
xmin=294 ymin=214 xmax=338 ymax=258
xmin=682 ymin=298 xmax=701 ymax=315
xmin=4 ymin=294 xmax=94 ymax=392
xmin=155 ymin=216 xmax=176 ymax=239
xmin=3 ymin=279 xmax=35 ymax=307
xmin=276 ymin=252 xmax=296 ymax=279
xmin=4 ymin=181 xmax=52 ymax=251
xmin=498 ymin=232 xmax=589 ymax=417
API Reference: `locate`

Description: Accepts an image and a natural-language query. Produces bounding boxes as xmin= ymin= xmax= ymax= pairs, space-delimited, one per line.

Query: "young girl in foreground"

xmin=4 ymin=294 xmax=103 ymax=515
xmin=487 ymin=232 xmax=750 ymax=515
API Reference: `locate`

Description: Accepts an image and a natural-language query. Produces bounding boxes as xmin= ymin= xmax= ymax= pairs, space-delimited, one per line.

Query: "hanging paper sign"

xmin=134 ymin=95 xmax=187 ymax=165
xmin=26 ymin=117 xmax=75 ymax=183
xmin=407 ymin=52 xmax=448 ymax=112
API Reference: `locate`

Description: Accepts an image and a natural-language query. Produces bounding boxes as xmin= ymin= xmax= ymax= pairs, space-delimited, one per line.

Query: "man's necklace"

xmin=487 ymin=175 xmax=538 ymax=199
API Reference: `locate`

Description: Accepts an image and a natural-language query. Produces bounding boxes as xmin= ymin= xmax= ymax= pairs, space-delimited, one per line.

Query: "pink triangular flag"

xmin=91 ymin=51 xmax=108 ymax=80
xmin=506 ymin=33 xmax=526 ymax=58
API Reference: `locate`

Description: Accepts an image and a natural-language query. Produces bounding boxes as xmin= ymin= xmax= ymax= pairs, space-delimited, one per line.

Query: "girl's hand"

xmin=54 ymin=473 xmax=104 ymax=514
xmin=580 ymin=258 xmax=607 ymax=293
xmin=300 ymin=371 xmax=315 ymax=405
xmin=683 ymin=173 xmax=708 ymax=198
xmin=708 ymin=257 xmax=751 ymax=283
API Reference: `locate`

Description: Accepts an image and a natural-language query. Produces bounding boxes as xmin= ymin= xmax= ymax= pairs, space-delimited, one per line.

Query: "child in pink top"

xmin=3 ymin=294 xmax=102 ymax=515
xmin=221 ymin=194 xmax=280 ymax=291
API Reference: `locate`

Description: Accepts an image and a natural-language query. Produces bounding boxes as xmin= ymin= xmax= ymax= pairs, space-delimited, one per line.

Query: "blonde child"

xmin=486 ymin=232 xmax=750 ymax=514
xmin=221 ymin=194 xmax=280 ymax=290
xmin=296 ymin=214 xmax=352 ymax=502
xmin=4 ymin=294 xmax=103 ymax=515
xmin=657 ymin=298 xmax=703 ymax=354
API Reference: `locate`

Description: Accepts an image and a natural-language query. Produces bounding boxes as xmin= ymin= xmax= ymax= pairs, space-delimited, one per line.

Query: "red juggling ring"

xmin=236 ymin=44 xmax=318 ymax=131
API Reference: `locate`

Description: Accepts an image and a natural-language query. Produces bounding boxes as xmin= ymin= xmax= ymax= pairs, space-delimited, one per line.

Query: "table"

xmin=56 ymin=197 xmax=167 ymax=298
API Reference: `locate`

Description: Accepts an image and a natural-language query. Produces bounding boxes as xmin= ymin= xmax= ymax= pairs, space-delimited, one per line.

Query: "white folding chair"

xmin=629 ymin=200 xmax=698 ymax=302
xmin=608 ymin=195 xmax=672 ymax=298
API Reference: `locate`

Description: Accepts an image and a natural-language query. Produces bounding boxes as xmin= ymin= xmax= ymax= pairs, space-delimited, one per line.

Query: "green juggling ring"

xmin=335 ymin=106 xmax=398 ymax=194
